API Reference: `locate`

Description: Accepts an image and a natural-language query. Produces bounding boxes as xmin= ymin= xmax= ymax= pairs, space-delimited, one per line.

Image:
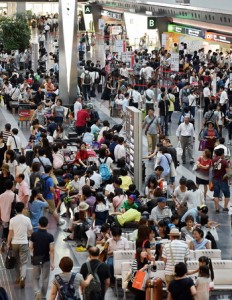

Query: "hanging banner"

xmin=114 ymin=40 xmax=126 ymax=53
xmin=111 ymin=26 xmax=122 ymax=35
xmin=170 ymin=52 xmax=179 ymax=72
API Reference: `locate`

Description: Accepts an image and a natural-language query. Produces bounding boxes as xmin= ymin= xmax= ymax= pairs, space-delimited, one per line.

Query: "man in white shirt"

xmin=203 ymin=82 xmax=211 ymax=115
xmin=7 ymin=202 xmax=33 ymax=288
xmin=151 ymin=197 xmax=172 ymax=225
xmin=32 ymin=148 xmax=52 ymax=173
xmin=119 ymin=63 xmax=129 ymax=79
xmin=129 ymin=86 xmax=142 ymax=109
xmin=219 ymin=86 xmax=228 ymax=115
xmin=7 ymin=128 xmax=24 ymax=154
xmin=114 ymin=137 xmax=126 ymax=163
xmin=74 ymin=96 xmax=83 ymax=121
xmin=89 ymin=165 xmax=102 ymax=190
xmin=143 ymin=62 xmax=153 ymax=82
xmin=214 ymin=137 xmax=231 ymax=157
xmin=176 ymin=116 xmax=195 ymax=164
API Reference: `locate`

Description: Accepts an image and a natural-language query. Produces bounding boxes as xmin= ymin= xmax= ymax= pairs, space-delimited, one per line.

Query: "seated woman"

xmin=53 ymin=123 xmax=67 ymax=140
xmin=145 ymin=177 xmax=158 ymax=200
xmin=190 ymin=228 xmax=211 ymax=250
xmin=136 ymin=225 xmax=155 ymax=261
xmin=112 ymin=188 xmax=126 ymax=212
xmin=73 ymin=142 xmax=89 ymax=170
xmin=156 ymin=220 xmax=170 ymax=239
xmin=91 ymin=193 xmax=109 ymax=228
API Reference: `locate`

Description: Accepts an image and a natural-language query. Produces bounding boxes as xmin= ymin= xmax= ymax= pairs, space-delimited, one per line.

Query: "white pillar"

xmin=59 ymin=0 xmax=77 ymax=106
xmin=17 ymin=2 xmax=26 ymax=14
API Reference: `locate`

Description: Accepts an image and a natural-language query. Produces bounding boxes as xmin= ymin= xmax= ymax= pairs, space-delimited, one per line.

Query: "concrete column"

xmin=59 ymin=0 xmax=77 ymax=106
xmin=17 ymin=2 xmax=26 ymax=14
xmin=7 ymin=2 xmax=17 ymax=16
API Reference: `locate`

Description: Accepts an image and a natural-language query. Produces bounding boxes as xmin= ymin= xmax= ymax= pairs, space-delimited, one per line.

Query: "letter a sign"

xmin=147 ymin=17 xmax=156 ymax=29
xmin=85 ymin=5 xmax=91 ymax=14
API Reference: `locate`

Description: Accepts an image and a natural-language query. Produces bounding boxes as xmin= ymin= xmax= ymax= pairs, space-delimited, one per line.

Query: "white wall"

xmin=151 ymin=0 xmax=232 ymax=11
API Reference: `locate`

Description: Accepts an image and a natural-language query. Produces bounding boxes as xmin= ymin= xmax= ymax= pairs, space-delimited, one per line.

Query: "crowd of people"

xmin=0 ymin=23 xmax=231 ymax=300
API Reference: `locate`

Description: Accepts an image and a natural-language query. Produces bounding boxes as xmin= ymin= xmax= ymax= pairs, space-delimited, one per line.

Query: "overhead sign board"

xmin=147 ymin=17 xmax=156 ymax=29
xmin=101 ymin=10 xmax=122 ymax=20
xmin=206 ymin=32 xmax=232 ymax=44
xmin=84 ymin=5 xmax=91 ymax=14
xmin=168 ymin=24 xmax=205 ymax=38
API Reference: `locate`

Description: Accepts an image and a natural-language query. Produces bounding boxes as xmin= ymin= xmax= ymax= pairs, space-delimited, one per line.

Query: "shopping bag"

xmin=176 ymin=141 xmax=183 ymax=156
xmin=132 ymin=270 xmax=148 ymax=291
xmin=5 ymin=249 xmax=16 ymax=269
xmin=210 ymin=227 xmax=219 ymax=241
xmin=122 ymin=270 xmax=133 ymax=290
xmin=209 ymin=181 xmax=214 ymax=191
xmin=198 ymin=139 xmax=207 ymax=151
xmin=85 ymin=229 xmax=96 ymax=248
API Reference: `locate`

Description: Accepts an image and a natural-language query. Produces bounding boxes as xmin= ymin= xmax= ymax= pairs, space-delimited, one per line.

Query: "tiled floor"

xmin=0 ymin=30 xmax=232 ymax=300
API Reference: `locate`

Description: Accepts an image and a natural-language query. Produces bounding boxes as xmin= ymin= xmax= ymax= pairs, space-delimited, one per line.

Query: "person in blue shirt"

xmin=181 ymin=205 xmax=208 ymax=224
xmin=28 ymin=188 xmax=48 ymax=231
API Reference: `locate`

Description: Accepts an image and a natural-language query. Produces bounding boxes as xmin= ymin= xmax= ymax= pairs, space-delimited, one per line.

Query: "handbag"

xmin=198 ymin=139 xmax=207 ymax=151
xmin=176 ymin=141 xmax=183 ymax=156
xmin=209 ymin=181 xmax=214 ymax=191
xmin=132 ymin=270 xmax=148 ymax=291
xmin=5 ymin=249 xmax=16 ymax=269
xmin=122 ymin=270 xmax=133 ymax=290
xmin=210 ymin=227 xmax=219 ymax=242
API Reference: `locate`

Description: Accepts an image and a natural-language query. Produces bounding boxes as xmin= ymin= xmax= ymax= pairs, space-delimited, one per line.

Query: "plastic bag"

xmin=210 ymin=227 xmax=219 ymax=241
xmin=176 ymin=141 xmax=183 ymax=156
xmin=86 ymin=229 xmax=96 ymax=248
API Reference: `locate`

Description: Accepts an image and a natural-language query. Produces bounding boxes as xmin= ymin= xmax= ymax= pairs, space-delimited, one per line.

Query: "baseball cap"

xmin=157 ymin=197 xmax=167 ymax=203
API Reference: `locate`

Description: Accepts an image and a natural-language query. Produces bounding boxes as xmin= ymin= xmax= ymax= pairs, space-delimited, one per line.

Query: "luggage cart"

xmin=18 ymin=104 xmax=31 ymax=127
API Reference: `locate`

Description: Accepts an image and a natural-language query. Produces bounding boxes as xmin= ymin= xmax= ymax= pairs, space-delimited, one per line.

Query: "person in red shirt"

xmin=73 ymin=142 xmax=89 ymax=169
xmin=75 ymin=105 xmax=90 ymax=136
xmin=212 ymin=148 xmax=230 ymax=213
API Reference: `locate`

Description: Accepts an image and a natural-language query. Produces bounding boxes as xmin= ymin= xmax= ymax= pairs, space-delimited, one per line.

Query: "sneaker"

xmin=216 ymin=209 xmax=220 ymax=214
xmin=20 ymin=277 xmax=25 ymax=289
xmin=75 ymin=246 xmax=87 ymax=252
xmin=182 ymin=161 xmax=186 ymax=164
xmin=190 ymin=161 xmax=194 ymax=165
xmin=223 ymin=208 xmax=229 ymax=212
xmin=15 ymin=278 xmax=20 ymax=284
xmin=57 ymin=220 xmax=65 ymax=226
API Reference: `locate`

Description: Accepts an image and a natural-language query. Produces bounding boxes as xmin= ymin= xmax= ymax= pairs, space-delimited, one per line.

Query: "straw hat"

xmin=168 ymin=228 xmax=181 ymax=237
xmin=78 ymin=202 xmax=89 ymax=212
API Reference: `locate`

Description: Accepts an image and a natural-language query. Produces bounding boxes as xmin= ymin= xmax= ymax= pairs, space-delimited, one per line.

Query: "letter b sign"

xmin=147 ymin=17 xmax=156 ymax=29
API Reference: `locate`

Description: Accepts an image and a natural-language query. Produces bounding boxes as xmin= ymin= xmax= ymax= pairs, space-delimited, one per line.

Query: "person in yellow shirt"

xmin=119 ymin=168 xmax=133 ymax=192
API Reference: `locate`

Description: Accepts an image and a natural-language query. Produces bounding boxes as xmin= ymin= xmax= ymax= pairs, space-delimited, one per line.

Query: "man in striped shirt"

xmin=162 ymin=228 xmax=190 ymax=287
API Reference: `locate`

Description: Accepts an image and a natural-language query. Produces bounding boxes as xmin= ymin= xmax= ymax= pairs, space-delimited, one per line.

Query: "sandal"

xmin=63 ymin=236 xmax=73 ymax=242
xmin=63 ymin=228 xmax=72 ymax=233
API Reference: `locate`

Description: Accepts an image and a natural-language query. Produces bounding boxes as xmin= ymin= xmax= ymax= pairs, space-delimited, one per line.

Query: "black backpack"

xmin=55 ymin=273 xmax=78 ymax=300
xmin=35 ymin=175 xmax=49 ymax=197
xmin=84 ymin=262 xmax=102 ymax=300
xmin=84 ymin=73 xmax=91 ymax=85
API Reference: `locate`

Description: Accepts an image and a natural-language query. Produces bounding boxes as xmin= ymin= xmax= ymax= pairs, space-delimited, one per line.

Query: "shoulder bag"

xmin=145 ymin=116 xmax=156 ymax=135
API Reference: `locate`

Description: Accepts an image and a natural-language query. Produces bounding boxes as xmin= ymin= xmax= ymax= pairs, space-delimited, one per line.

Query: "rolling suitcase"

xmin=146 ymin=278 xmax=163 ymax=300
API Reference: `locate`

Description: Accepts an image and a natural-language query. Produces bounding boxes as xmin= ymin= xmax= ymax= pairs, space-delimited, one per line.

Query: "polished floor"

xmin=0 ymin=29 xmax=232 ymax=300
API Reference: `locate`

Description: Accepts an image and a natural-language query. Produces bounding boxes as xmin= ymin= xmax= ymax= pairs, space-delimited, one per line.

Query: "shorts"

xmin=46 ymin=199 xmax=56 ymax=214
xmin=213 ymin=179 xmax=230 ymax=198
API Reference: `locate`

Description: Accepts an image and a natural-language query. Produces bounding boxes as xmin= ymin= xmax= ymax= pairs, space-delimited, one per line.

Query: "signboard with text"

xmin=171 ymin=52 xmax=179 ymax=72
xmin=168 ymin=24 xmax=205 ymax=38
xmin=206 ymin=32 xmax=232 ymax=44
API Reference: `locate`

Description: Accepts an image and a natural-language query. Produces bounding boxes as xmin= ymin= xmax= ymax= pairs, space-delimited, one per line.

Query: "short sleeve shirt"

xmin=212 ymin=157 xmax=228 ymax=181
xmin=42 ymin=175 xmax=54 ymax=200
xmin=144 ymin=115 xmax=159 ymax=134
xmin=52 ymin=273 xmax=83 ymax=299
xmin=31 ymin=229 xmax=54 ymax=261
xmin=168 ymin=277 xmax=195 ymax=300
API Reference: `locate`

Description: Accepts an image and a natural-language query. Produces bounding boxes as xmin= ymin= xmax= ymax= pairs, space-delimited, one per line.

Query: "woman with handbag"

xmin=128 ymin=247 xmax=151 ymax=300
xmin=203 ymin=121 xmax=219 ymax=157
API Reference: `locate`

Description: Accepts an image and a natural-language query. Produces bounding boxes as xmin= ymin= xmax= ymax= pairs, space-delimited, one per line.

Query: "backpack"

xmin=98 ymin=157 xmax=111 ymax=181
xmin=35 ymin=175 xmax=49 ymax=197
xmin=84 ymin=72 xmax=91 ymax=85
xmin=84 ymin=262 xmax=102 ymax=300
xmin=55 ymin=273 xmax=78 ymax=300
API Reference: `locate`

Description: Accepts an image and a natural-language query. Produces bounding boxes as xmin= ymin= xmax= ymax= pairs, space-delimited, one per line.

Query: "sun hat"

xmin=78 ymin=202 xmax=89 ymax=211
xmin=168 ymin=228 xmax=181 ymax=236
